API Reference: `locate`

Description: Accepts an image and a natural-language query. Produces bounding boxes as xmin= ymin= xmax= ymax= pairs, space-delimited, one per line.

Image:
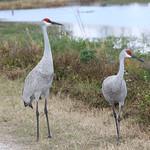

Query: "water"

xmin=0 ymin=4 xmax=150 ymax=52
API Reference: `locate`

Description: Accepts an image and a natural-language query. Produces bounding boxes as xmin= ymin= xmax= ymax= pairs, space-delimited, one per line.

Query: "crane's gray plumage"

xmin=22 ymin=18 xmax=62 ymax=141
xmin=102 ymin=48 xmax=143 ymax=143
xmin=22 ymin=19 xmax=55 ymax=106
xmin=102 ymin=50 xmax=128 ymax=106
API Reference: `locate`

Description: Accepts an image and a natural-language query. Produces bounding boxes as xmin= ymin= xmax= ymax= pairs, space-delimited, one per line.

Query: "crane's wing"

xmin=102 ymin=76 xmax=127 ymax=104
xmin=22 ymin=68 xmax=54 ymax=103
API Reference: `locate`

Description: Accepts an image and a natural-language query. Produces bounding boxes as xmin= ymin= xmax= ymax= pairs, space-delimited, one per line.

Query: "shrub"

xmin=80 ymin=49 xmax=96 ymax=63
xmin=138 ymin=93 xmax=150 ymax=128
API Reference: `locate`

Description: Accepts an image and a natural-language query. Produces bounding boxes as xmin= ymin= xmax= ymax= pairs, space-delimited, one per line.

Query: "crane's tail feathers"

xmin=24 ymin=101 xmax=28 ymax=107
xmin=24 ymin=101 xmax=33 ymax=109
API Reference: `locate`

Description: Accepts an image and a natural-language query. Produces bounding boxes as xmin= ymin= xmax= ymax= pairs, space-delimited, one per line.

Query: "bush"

xmin=80 ymin=49 xmax=96 ymax=63
xmin=138 ymin=93 xmax=150 ymax=128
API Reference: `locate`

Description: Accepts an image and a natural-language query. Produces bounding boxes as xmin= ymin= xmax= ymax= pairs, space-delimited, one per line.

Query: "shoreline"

xmin=0 ymin=0 xmax=149 ymax=10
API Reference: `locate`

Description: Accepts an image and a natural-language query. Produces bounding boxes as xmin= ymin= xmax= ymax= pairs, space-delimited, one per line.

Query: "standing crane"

xmin=22 ymin=18 xmax=62 ymax=141
xmin=102 ymin=48 xmax=143 ymax=143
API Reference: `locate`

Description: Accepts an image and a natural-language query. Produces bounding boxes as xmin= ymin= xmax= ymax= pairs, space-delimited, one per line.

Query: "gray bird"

xmin=102 ymin=48 xmax=143 ymax=143
xmin=22 ymin=18 xmax=62 ymax=141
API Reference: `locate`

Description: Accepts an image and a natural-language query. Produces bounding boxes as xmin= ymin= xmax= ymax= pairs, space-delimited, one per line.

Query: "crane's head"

xmin=42 ymin=18 xmax=63 ymax=26
xmin=123 ymin=48 xmax=144 ymax=62
xmin=125 ymin=49 xmax=132 ymax=58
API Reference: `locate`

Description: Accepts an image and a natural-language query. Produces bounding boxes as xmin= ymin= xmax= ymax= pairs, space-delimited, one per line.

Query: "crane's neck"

xmin=42 ymin=25 xmax=53 ymax=59
xmin=116 ymin=54 xmax=125 ymax=81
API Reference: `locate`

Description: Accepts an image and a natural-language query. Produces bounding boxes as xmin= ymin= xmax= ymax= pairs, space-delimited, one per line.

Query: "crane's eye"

xmin=126 ymin=49 xmax=132 ymax=56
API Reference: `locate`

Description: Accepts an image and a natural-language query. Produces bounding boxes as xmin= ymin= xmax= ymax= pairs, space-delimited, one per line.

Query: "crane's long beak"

xmin=51 ymin=21 xmax=63 ymax=26
xmin=132 ymin=55 xmax=144 ymax=62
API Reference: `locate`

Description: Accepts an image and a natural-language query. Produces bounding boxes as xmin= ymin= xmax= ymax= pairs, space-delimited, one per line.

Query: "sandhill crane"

xmin=22 ymin=18 xmax=62 ymax=141
xmin=102 ymin=48 xmax=143 ymax=143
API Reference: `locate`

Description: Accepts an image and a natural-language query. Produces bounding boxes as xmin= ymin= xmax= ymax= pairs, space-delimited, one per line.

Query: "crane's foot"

xmin=116 ymin=140 xmax=120 ymax=145
xmin=48 ymin=134 xmax=52 ymax=138
xmin=116 ymin=137 xmax=121 ymax=146
xmin=36 ymin=137 xmax=39 ymax=142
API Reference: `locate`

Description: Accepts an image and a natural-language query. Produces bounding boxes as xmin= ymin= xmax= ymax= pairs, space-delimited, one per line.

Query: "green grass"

xmin=0 ymin=22 xmax=150 ymax=130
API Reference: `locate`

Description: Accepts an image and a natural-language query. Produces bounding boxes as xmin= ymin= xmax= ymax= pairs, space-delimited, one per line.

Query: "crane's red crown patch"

xmin=126 ymin=49 xmax=132 ymax=56
xmin=43 ymin=18 xmax=51 ymax=23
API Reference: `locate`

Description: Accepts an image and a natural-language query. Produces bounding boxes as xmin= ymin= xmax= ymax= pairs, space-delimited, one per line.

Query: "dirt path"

xmin=0 ymin=135 xmax=22 ymax=150
xmin=0 ymin=94 xmax=149 ymax=150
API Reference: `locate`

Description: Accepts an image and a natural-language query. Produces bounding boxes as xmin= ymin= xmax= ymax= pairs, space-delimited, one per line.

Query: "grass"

xmin=0 ymin=0 xmax=69 ymax=10
xmin=0 ymin=0 xmax=150 ymax=9
xmin=0 ymin=76 xmax=149 ymax=149
xmin=0 ymin=22 xmax=150 ymax=133
xmin=100 ymin=0 xmax=150 ymax=5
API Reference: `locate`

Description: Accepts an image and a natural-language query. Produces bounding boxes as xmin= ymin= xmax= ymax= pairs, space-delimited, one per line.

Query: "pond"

xmin=0 ymin=3 xmax=150 ymax=52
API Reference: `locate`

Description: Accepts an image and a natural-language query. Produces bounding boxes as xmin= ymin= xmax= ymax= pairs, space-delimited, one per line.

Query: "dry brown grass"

xmin=0 ymin=0 xmax=98 ymax=10
xmin=0 ymin=0 xmax=69 ymax=10
xmin=0 ymin=0 xmax=149 ymax=10
xmin=0 ymin=76 xmax=149 ymax=150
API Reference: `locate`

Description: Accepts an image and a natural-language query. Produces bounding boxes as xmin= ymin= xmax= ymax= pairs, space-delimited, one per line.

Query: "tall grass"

xmin=0 ymin=0 xmax=150 ymax=10
xmin=0 ymin=0 xmax=69 ymax=10
xmin=0 ymin=23 xmax=149 ymax=129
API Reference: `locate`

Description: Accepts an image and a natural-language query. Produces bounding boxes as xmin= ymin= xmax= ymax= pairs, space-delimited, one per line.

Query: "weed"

xmin=138 ymin=92 xmax=150 ymax=129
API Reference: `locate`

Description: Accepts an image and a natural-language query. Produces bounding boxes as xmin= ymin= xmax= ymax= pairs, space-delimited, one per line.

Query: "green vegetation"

xmin=0 ymin=23 xmax=149 ymax=131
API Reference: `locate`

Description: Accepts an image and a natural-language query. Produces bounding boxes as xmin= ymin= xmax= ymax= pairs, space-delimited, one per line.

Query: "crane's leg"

xmin=118 ymin=104 xmax=124 ymax=120
xmin=118 ymin=104 xmax=123 ymax=137
xmin=44 ymin=98 xmax=52 ymax=138
xmin=36 ymin=101 xmax=39 ymax=142
xmin=112 ymin=105 xmax=120 ymax=143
